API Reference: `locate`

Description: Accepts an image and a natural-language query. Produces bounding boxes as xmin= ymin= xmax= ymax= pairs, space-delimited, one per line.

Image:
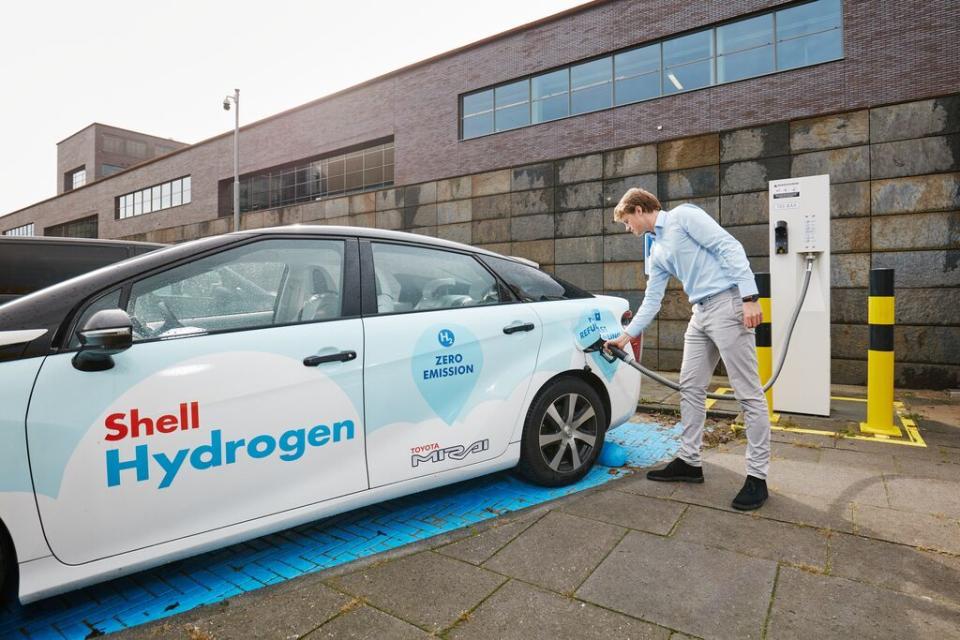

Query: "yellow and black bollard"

xmin=755 ymin=273 xmax=775 ymax=419
xmin=860 ymin=268 xmax=900 ymax=436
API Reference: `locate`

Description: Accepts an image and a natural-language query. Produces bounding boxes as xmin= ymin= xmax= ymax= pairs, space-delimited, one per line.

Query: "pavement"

xmin=113 ymin=381 xmax=960 ymax=640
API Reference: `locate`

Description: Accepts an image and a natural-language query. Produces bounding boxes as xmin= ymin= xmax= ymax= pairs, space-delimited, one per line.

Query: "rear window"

xmin=0 ymin=243 xmax=131 ymax=296
xmin=482 ymin=255 xmax=592 ymax=301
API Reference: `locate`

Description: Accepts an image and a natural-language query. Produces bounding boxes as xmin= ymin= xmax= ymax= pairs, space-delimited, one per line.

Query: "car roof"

xmin=0 ymin=236 xmax=165 ymax=248
xmin=239 ymin=225 xmax=538 ymax=267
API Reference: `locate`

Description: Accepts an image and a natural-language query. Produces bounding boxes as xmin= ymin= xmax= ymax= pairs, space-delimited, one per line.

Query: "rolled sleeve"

xmin=624 ymin=264 xmax=668 ymax=338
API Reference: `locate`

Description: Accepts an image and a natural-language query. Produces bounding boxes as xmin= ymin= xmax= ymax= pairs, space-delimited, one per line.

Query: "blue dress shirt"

xmin=624 ymin=203 xmax=759 ymax=338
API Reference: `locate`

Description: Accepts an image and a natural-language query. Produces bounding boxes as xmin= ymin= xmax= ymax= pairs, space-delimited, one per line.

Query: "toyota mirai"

xmin=0 ymin=226 xmax=640 ymax=603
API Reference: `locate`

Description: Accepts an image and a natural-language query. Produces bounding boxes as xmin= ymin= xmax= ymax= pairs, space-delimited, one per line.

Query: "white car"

xmin=0 ymin=226 xmax=640 ymax=603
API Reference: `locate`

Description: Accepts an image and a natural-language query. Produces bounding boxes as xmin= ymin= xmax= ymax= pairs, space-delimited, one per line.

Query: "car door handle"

xmin=303 ymin=350 xmax=357 ymax=366
xmin=503 ymin=322 xmax=535 ymax=335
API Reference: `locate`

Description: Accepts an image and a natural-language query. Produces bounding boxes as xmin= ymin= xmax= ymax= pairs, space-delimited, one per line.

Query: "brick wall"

xmin=125 ymin=92 xmax=960 ymax=390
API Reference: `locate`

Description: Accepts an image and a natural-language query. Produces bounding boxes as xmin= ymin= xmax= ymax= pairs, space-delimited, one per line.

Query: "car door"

xmin=26 ymin=237 xmax=368 ymax=565
xmin=361 ymin=240 xmax=542 ymax=487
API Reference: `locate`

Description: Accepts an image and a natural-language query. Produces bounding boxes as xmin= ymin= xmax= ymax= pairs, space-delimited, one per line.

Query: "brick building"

xmin=2 ymin=0 xmax=958 ymax=387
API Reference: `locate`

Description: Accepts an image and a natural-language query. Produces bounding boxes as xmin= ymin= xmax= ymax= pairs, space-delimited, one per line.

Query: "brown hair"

xmin=614 ymin=188 xmax=661 ymax=221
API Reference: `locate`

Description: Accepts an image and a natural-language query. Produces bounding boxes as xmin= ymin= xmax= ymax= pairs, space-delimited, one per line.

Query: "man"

xmin=604 ymin=188 xmax=770 ymax=510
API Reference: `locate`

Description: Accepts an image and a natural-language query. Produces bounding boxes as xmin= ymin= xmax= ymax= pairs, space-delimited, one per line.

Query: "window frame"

xmin=62 ymin=235 xmax=362 ymax=350
xmin=358 ymin=239 xmax=519 ymax=318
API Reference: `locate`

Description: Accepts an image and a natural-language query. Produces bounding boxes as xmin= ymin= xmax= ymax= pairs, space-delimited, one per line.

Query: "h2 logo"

xmin=438 ymin=329 xmax=456 ymax=348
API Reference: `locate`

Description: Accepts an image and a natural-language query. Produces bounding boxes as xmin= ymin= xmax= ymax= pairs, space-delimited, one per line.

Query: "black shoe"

xmin=732 ymin=475 xmax=768 ymax=510
xmin=646 ymin=458 xmax=704 ymax=483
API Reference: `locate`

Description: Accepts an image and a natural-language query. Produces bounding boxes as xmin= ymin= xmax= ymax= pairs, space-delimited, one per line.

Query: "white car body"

xmin=0 ymin=227 xmax=640 ymax=603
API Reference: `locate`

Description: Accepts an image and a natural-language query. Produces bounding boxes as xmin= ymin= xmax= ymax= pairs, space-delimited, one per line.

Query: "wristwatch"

xmin=742 ymin=294 xmax=759 ymax=303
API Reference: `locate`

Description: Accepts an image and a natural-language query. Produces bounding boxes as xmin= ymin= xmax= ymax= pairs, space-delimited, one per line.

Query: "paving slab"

xmin=448 ymin=579 xmax=669 ymax=640
xmin=885 ymin=475 xmax=960 ymax=518
xmin=559 ymin=489 xmax=687 ymax=535
xmin=892 ymin=458 xmax=960 ymax=481
xmin=829 ymin=532 xmax=960 ymax=605
xmin=769 ymin=441 xmax=823 ymax=463
xmin=483 ymin=511 xmax=625 ymax=594
xmin=305 ymin=605 xmax=432 ymax=639
xmin=327 ymin=551 xmax=506 ymax=633
xmin=766 ymin=566 xmax=960 ymax=640
xmin=769 ymin=428 xmax=839 ymax=448
xmin=852 ymin=504 xmax=960 ymax=554
xmin=767 ymin=458 xmax=890 ymax=508
xmin=817 ymin=447 xmax=899 ymax=473
xmin=577 ymin=530 xmax=776 ymax=640
xmin=613 ymin=472 xmax=679 ymax=499
xmin=673 ymin=506 xmax=829 ymax=571
xmin=434 ymin=517 xmax=540 ymax=566
xmin=113 ymin=575 xmax=351 ymax=640
xmin=758 ymin=490 xmax=857 ymax=534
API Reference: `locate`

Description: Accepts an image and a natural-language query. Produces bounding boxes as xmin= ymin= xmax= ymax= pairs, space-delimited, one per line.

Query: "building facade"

xmin=2 ymin=0 xmax=958 ymax=388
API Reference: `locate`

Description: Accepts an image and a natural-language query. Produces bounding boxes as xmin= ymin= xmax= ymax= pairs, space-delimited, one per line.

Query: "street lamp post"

xmin=223 ymin=89 xmax=240 ymax=232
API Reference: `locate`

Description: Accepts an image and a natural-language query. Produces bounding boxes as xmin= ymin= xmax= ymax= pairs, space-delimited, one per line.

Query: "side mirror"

xmin=72 ymin=309 xmax=133 ymax=372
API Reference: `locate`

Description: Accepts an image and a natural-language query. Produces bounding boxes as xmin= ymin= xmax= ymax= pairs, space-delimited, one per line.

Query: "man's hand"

xmin=603 ymin=333 xmax=632 ymax=355
xmin=742 ymin=300 xmax=763 ymax=329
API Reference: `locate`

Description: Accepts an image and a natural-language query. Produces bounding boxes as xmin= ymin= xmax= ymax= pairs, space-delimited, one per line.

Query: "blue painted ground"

xmin=0 ymin=420 xmax=681 ymax=639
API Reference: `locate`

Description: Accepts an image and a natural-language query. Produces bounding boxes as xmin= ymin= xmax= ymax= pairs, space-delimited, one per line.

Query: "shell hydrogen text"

xmin=104 ymin=402 xmax=355 ymax=489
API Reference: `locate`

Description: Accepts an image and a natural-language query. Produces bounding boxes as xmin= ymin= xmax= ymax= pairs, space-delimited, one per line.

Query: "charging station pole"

xmin=768 ymin=175 xmax=831 ymax=416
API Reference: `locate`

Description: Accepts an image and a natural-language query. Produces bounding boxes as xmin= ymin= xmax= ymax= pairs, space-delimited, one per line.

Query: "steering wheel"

xmin=480 ymin=284 xmax=500 ymax=304
xmin=129 ymin=314 xmax=156 ymax=340
xmin=156 ymin=299 xmax=184 ymax=334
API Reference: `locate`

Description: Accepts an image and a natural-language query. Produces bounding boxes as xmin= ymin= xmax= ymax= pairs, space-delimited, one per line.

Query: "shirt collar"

xmin=652 ymin=209 xmax=666 ymax=236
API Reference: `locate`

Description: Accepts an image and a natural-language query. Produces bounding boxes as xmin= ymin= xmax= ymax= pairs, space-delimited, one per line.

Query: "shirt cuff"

xmin=737 ymin=281 xmax=759 ymax=299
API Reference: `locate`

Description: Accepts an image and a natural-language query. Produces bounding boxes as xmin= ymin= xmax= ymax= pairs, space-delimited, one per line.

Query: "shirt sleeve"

xmin=679 ymin=206 xmax=758 ymax=298
xmin=624 ymin=258 xmax=669 ymax=338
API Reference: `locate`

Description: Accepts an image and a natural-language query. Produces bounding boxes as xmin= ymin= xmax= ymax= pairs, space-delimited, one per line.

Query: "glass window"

xmin=2 ymin=223 xmax=35 ymax=236
xmin=171 ymin=179 xmax=183 ymax=206
xmin=142 ymin=189 xmax=153 ymax=214
xmin=615 ymin=44 xmax=661 ymax=105
xmin=531 ymin=69 xmax=569 ymax=123
xmin=463 ymin=90 xmax=493 ymax=116
xmin=483 ymin=255 xmax=592 ymax=301
xmin=718 ymin=14 xmax=773 ymax=54
xmin=777 ymin=0 xmax=842 ymax=41
xmin=160 ymin=182 xmax=171 ymax=209
xmin=663 ymin=30 xmax=713 ymax=67
xmin=133 ymin=191 xmax=143 ymax=216
xmin=777 ymin=0 xmax=843 ymax=69
xmin=370 ymin=243 xmax=502 ymax=314
xmin=101 ymin=163 xmax=124 ymax=177
xmin=663 ymin=60 xmax=713 ymax=94
xmin=463 ymin=113 xmax=494 ymax=138
xmin=571 ymin=58 xmax=612 ymax=114
xmin=151 ymin=186 xmax=162 ymax=211
xmin=495 ymin=80 xmax=530 ymax=131
xmin=462 ymin=90 xmax=494 ymax=137
xmin=182 ymin=176 xmax=192 ymax=203
xmin=71 ymin=168 xmax=86 ymax=189
xmin=126 ymin=239 xmax=345 ymax=341
xmin=663 ymin=30 xmax=714 ymax=94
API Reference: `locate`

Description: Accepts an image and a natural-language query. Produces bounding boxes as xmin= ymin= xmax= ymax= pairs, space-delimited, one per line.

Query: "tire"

xmin=517 ymin=376 xmax=607 ymax=487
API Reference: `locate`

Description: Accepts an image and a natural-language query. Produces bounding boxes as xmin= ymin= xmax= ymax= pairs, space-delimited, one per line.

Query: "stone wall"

xmin=127 ymin=93 xmax=960 ymax=389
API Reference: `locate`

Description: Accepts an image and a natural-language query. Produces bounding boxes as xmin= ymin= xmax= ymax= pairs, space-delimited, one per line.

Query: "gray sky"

xmin=0 ymin=0 xmax=584 ymax=215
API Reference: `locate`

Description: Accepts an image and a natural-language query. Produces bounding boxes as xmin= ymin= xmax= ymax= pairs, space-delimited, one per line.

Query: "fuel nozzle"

xmin=583 ymin=337 xmax=628 ymax=362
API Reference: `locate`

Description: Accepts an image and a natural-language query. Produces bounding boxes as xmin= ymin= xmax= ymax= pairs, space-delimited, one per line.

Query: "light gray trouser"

xmin=677 ymin=288 xmax=771 ymax=479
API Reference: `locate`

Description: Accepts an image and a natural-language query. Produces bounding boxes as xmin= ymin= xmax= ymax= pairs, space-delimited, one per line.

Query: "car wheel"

xmin=517 ymin=376 xmax=607 ymax=487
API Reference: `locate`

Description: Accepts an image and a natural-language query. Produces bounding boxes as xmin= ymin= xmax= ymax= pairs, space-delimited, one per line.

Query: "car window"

xmin=371 ymin=242 xmax=501 ymax=314
xmin=482 ymin=255 xmax=593 ymax=301
xmin=126 ymin=239 xmax=345 ymax=341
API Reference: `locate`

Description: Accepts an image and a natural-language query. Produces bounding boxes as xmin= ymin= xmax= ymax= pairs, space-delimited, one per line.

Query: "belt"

xmin=694 ymin=286 xmax=738 ymax=306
